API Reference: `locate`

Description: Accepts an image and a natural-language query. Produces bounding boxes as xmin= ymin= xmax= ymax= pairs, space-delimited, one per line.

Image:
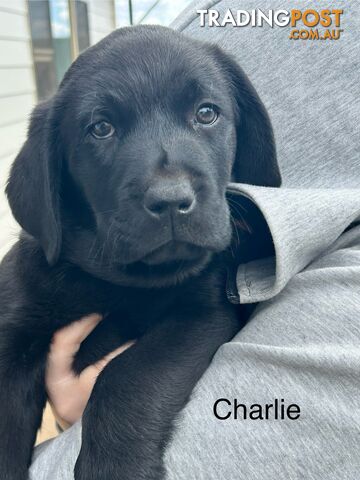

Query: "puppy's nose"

xmin=144 ymin=179 xmax=196 ymax=218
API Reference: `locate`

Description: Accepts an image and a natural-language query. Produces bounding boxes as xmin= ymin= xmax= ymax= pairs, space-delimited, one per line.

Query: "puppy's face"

xmin=7 ymin=26 xmax=281 ymax=288
xmin=61 ymin=29 xmax=237 ymax=285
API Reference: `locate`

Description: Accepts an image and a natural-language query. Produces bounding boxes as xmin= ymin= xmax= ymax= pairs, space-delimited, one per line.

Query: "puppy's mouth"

xmin=121 ymin=241 xmax=212 ymax=284
xmin=141 ymin=241 xmax=204 ymax=266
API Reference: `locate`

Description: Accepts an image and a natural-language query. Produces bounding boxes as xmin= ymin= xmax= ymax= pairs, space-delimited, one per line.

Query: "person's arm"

xmin=31 ymin=226 xmax=360 ymax=480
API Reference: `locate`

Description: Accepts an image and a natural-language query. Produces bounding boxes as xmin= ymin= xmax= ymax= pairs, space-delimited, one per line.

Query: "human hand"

xmin=46 ymin=314 xmax=135 ymax=430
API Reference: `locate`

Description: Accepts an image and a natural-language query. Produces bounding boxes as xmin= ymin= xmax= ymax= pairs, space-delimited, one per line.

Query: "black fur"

xmin=0 ymin=26 xmax=280 ymax=480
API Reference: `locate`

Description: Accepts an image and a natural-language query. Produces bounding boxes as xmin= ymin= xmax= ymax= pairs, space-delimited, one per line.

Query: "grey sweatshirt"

xmin=30 ymin=1 xmax=360 ymax=479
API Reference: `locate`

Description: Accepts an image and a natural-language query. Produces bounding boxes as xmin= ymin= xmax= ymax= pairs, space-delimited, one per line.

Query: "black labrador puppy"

xmin=0 ymin=25 xmax=280 ymax=480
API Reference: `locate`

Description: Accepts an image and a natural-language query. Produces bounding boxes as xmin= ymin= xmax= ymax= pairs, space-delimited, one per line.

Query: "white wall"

xmin=0 ymin=0 xmax=36 ymax=257
xmin=0 ymin=1 xmax=116 ymax=259
xmin=86 ymin=0 xmax=116 ymax=44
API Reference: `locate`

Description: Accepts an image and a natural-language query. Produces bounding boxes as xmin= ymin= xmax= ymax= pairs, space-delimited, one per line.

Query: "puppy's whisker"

xmin=230 ymin=214 xmax=241 ymax=249
xmin=228 ymin=201 xmax=252 ymax=234
xmin=102 ymin=218 xmax=116 ymax=264
xmin=235 ymin=213 xmax=252 ymax=234
xmin=230 ymin=206 xmax=248 ymax=225
xmin=110 ymin=227 xmax=132 ymax=264
xmin=227 ymin=197 xmax=248 ymax=213
xmin=93 ymin=231 xmax=109 ymax=262
xmin=88 ymin=235 xmax=100 ymax=262
xmin=111 ymin=230 xmax=122 ymax=263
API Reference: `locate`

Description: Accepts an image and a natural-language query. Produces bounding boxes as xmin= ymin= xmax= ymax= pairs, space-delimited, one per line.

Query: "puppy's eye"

xmin=195 ymin=104 xmax=219 ymax=125
xmin=91 ymin=121 xmax=115 ymax=139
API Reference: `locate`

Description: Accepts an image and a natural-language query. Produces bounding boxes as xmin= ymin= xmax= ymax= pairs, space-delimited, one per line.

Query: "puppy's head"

xmin=7 ymin=26 xmax=280 ymax=287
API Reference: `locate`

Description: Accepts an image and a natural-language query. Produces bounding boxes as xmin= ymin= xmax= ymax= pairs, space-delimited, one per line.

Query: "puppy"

xmin=0 ymin=25 xmax=280 ymax=480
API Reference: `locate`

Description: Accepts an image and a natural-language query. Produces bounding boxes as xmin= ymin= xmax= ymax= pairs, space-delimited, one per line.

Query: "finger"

xmin=81 ymin=340 xmax=136 ymax=385
xmin=51 ymin=314 xmax=103 ymax=351
xmin=47 ymin=314 xmax=102 ymax=382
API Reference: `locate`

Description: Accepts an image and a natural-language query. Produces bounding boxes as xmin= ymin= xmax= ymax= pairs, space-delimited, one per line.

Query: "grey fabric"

xmin=173 ymin=0 xmax=360 ymax=303
xmin=30 ymin=1 xmax=360 ymax=479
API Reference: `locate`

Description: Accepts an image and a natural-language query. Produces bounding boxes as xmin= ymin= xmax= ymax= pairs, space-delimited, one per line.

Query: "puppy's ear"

xmin=6 ymin=100 xmax=62 ymax=265
xmin=212 ymin=47 xmax=281 ymax=187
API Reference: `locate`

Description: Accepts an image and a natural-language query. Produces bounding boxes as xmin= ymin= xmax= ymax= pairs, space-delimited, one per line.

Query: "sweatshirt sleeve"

xmin=227 ymin=183 xmax=360 ymax=303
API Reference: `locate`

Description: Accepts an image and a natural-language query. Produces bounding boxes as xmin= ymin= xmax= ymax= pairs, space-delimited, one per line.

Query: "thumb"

xmin=47 ymin=314 xmax=102 ymax=385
